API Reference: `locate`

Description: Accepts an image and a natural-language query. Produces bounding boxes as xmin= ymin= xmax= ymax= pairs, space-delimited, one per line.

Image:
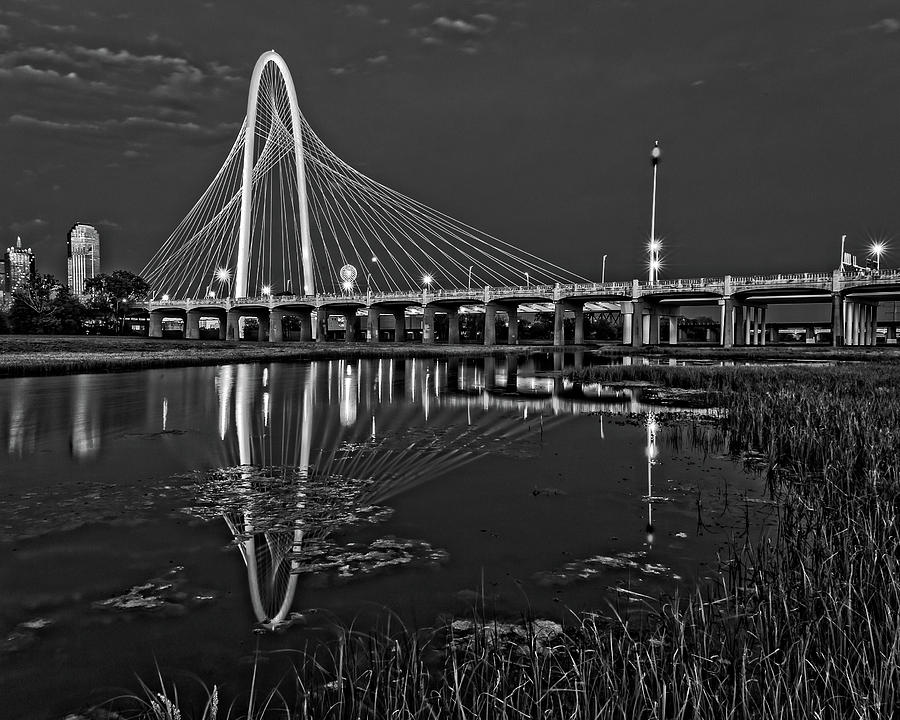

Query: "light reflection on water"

xmin=0 ymin=353 xmax=772 ymax=719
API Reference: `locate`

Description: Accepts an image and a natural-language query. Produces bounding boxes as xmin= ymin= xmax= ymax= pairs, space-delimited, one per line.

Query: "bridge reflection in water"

xmin=197 ymin=355 xmax=698 ymax=630
xmin=0 ymin=353 xmax=732 ymax=633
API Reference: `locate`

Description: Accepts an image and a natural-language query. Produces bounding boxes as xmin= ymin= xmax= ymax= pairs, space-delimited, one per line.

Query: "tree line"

xmin=0 ymin=270 xmax=149 ymax=335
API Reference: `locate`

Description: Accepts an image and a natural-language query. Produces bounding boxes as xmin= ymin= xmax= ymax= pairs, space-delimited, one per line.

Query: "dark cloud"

xmin=9 ymin=112 xmax=238 ymax=138
xmin=870 ymin=18 xmax=900 ymax=34
xmin=433 ymin=17 xmax=481 ymax=34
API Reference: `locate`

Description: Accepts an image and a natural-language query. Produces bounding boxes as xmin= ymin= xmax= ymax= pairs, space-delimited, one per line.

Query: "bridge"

xmin=133 ymin=50 xmax=900 ymax=348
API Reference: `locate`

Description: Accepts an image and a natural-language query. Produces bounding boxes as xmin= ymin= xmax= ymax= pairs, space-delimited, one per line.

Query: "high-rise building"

xmin=67 ymin=223 xmax=101 ymax=297
xmin=4 ymin=236 xmax=36 ymax=295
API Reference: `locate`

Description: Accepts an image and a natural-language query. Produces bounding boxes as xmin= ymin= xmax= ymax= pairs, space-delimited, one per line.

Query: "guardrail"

xmin=136 ymin=270 xmax=900 ymax=308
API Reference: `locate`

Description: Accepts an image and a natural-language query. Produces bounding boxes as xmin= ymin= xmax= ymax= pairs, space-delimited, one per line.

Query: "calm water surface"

xmin=0 ymin=353 xmax=773 ymax=719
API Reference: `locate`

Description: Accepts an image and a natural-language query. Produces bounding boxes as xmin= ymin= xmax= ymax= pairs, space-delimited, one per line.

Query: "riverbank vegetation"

xmin=3 ymin=334 xmax=900 ymax=379
xmin=0 ymin=270 xmax=148 ymax=335
xmin=69 ymin=362 xmax=898 ymax=719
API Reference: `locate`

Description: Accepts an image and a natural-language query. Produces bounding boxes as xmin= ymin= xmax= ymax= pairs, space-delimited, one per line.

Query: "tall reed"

xmin=89 ymin=363 xmax=900 ymax=719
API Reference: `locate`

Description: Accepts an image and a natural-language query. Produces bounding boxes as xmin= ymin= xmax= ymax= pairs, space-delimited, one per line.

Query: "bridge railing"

xmin=639 ymin=278 xmax=724 ymax=292
xmin=561 ymin=282 xmax=631 ymax=295
xmin=486 ymin=285 xmax=555 ymax=299
xmin=731 ymin=272 xmax=831 ymax=285
xmin=840 ymin=269 xmax=900 ymax=285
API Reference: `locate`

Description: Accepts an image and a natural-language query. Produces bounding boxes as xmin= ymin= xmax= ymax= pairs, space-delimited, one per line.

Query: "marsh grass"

xmin=82 ymin=363 xmax=900 ymax=719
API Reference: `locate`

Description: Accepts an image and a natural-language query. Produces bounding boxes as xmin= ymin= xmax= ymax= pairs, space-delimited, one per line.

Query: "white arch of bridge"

xmin=237 ymin=51 xmax=314 ymax=298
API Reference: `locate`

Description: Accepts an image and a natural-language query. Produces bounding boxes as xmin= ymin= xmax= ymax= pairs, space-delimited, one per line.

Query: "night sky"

xmin=3 ymin=0 xmax=900 ymax=284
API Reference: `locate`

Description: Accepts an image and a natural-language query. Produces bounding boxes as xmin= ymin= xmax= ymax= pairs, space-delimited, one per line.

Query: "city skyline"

xmin=3 ymin=2 xmax=900 ymax=285
xmin=67 ymin=222 xmax=101 ymax=297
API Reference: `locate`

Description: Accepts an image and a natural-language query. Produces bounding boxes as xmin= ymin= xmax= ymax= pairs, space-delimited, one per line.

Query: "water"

xmin=0 ymin=353 xmax=772 ymax=718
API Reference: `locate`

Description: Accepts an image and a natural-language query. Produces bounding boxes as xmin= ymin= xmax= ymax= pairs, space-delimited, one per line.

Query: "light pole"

xmin=649 ymin=141 xmax=661 ymax=284
xmin=467 ymin=266 xmax=473 ymax=290
xmin=216 ymin=267 xmax=232 ymax=298
xmin=525 ymin=271 xmax=529 ymax=287
xmin=869 ymin=240 xmax=886 ymax=273
xmin=601 ymin=254 xmax=607 ymax=283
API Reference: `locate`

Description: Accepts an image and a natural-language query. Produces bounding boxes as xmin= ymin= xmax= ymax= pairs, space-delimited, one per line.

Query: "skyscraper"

xmin=4 ymin=236 xmax=35 ymax=294
xmin=67 ymin=223 xmax=101 ymax=298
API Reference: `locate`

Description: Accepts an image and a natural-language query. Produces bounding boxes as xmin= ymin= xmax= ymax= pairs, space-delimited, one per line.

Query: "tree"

xmin=51 ymin=287 xmax=89 ymax=334
xmin=9 ymin=274 xmax=60 ymax=333
xmin=8 ymin=275 xmax=90 ymax=334
xmin=85 ymin=270 xmax=150 ymax=334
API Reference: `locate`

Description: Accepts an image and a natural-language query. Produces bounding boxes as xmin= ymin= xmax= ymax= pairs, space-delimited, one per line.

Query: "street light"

xmin=262 ymin=284 xmax=271 ymax=297
xmin=869 ymin=240 xmax=887 ymax=272
xmin=649 ymin=141 xmax=661 ymax=283
xmin=602 ymin=254 xmax=607 ymax=283
xmin=422 ymin=274 xmax=433 ymax=289
xmin=215 ymin=267 xmax=232 ymax=297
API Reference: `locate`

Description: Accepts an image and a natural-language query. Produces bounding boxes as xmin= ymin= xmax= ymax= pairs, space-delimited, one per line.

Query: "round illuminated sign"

xmin=339 ymin=264 xmax=358 ymax=284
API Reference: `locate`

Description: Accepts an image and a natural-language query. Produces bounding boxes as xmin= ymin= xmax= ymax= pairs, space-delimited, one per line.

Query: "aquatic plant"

xmin=76 ymin=362 xmax=900 ymax=719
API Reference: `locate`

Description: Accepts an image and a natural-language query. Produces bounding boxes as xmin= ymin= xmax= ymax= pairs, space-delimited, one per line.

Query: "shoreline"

xmin=1 ymin=334 xmax=899 ymax=378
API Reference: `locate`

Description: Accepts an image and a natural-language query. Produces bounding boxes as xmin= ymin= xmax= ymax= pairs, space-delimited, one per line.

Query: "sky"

xmin=3 ymin=0 xmax=900 ymax=285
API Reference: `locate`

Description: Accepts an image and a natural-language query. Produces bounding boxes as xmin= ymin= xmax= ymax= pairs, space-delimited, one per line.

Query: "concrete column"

xmin=553 ymin=302 xmax=565 ymax=346
xmin=448 ymin=309 xmax=460 ymax=344
xmin=149 ymin=311 xmax=164 ymax=338
xmin=845 ymin=301 xmax=855 ymax=346
xmin=872 ymin=300 xmax=878 ymax=347
xmin=227 ymin=309 xmax=241 ymax=341
xmin=217 ymin=314 xmax=227 ymax=340
xmin=668 ymin=316 xmax=678 ymax=345
xmin=423 ymin=306 xmax=436 ymax=344
xmin=759 ymin=306 xmax=767 ymax=346
xmin=805 ymin=325 xmax=816 ymax=344
xmin=632 ymin=300 xmax=644 ymax=348
xmin=831 ymin=294 xmax=843 ymax=347
xmin=647 ymin=309 xmax=660 ymax=345
xmin=572 ymin=304 xmax=584 ymax=345
xmin=720 ymin=298 xmax=734 ymax=348
xmin=484 ymin=303 xmax=498 ymax=346
xmin=317 ymin=311 xmax=328 ymax=342
xmin=299 ymin=310 xmax=313 ymax=341
xmin=270 ymin=309 xmax=285 ymax=342
xmin=508 ymin=307 xmax=519 ymax=345
xmin=257 ymin=313 xmax=270 ymax=342
xmin=367 ymin=307 xmax=380 ymax=342
xmin=344 ymin=310 xmax=357 ymax=342
xmin=393 ymin=309 xmax=406 ymax=342
xmin=743 ymin=306 xmax=752 ymax=346
xmin=186 ymin=309 xmax=201 ymax=340
xmin=750 ymin=307 xmax=759 ymax=346
xmin=888 ymin=325 xmax=897 ymax=345
xmin=621 ymin=302 xmax=634 ymax=346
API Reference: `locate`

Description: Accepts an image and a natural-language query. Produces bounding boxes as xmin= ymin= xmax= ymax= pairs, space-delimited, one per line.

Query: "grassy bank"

xmin=0 ymin=335 xmax=547 ymax=378
xmin=1 ymin=334 xmax=899 ymax=379
xmin=73 ymin=363 xmax=899 ymax=719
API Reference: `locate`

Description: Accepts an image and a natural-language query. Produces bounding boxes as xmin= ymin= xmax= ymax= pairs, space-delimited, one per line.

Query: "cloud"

xmin=366 ymin=53 xmax=389 ymax=65
xmin=345 ymin=3 xmax=370 ymax=17
xmin=433 ymin=16 xmax=480 ymax=34
xmin=870 ymin=18 xmax=900 ymax=34
xmin=9 ymin=113 xmax=103 ymax=132
xmin=0 ymin=24 xmax=9 ymax=39
xmin=0 ymin=63 xmax=112 ymax=91
xmin=9 ymin=113 xmax=239 ymax=138
xmin=9 ymin=218 xmax=50 ymax=242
